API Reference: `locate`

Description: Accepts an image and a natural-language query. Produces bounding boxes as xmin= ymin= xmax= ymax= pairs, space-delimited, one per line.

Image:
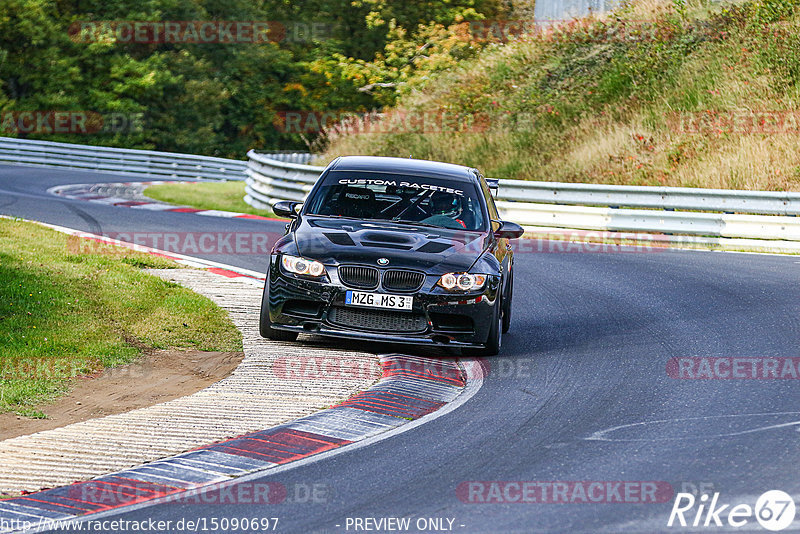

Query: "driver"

xmin=421 ymin=192 xmax=467 ymax=229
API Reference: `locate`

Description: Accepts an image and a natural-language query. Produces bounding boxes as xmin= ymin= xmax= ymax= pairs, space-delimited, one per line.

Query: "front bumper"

xmin=267 ymin=258 xmax=500 ymax=348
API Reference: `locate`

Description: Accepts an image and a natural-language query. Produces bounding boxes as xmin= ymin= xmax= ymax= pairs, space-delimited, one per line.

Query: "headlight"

xmin=281 ymin=255 xmax=326 ymax=277
xmin=438 ymin=273 xmax=488 ymax=291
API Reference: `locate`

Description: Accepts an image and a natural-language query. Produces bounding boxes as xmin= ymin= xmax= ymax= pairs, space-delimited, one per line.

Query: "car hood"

xmin=293 ymin=216 xmax=489 ymax=274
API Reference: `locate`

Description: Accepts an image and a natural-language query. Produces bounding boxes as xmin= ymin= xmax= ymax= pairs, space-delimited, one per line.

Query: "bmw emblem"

xmin=377 ymin=258 xmax=390 ymax=266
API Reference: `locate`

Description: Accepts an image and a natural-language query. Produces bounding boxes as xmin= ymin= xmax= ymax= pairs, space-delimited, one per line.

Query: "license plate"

xmin=345 ymin=291 xmax=413 ymax=311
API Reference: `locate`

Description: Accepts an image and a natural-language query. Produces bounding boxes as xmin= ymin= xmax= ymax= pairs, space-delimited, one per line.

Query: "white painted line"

xmin=193 ymin=209 xmax=243 ymax=218
xmin=85 ymin=196 xmax=134 ymax=205
xmin=586 ymin=411 xmax=800 ymax=442
xmin=126 ymin=203 xmax=178 ymax=211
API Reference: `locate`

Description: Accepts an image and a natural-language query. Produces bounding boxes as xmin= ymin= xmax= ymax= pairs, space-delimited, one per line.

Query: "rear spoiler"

xmin=486 ymin=178 xmax=499 ymax=197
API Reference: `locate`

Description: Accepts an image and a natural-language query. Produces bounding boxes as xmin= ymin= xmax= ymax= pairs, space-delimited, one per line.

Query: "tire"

xmin=463 ymin=293 xmax=502 ymax=357
xmin=502 ymin=270 xmax=513 ymax=334
xmin=259 ymin=282 xmax=298 ymax=342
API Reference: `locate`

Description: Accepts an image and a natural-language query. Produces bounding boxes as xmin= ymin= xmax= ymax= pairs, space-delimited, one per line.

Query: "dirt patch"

xmin=0 ymin=349 xmax=243 ymax=441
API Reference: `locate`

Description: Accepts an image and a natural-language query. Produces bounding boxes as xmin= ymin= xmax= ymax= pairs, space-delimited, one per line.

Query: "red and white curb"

xmin=47 ymin=181 xmax=282 ymax=222
xmin=0 ymin=220 xmax=485 ymax=532
xmin=0 ymin=355 xmax=484 ymax=533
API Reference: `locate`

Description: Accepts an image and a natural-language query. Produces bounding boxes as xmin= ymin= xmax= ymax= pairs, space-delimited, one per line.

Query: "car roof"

xmin=327 ymin=156 xmax=478 ymax=183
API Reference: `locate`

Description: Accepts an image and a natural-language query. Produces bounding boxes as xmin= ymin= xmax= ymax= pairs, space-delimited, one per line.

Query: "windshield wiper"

xmin=393 ymin=190 xmax=432 ymax=221
xmin=314 ymin=215 xmax=362 ymax=221
xmin=313 ymin=215 xmax=462 ymax=231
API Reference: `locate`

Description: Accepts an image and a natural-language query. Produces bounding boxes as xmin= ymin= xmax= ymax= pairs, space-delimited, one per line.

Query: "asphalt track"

xmin=2 ymin=164 xmax=800 ymax=533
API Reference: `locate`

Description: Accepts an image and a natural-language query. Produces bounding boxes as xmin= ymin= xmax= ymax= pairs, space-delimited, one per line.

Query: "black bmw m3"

xmin=259 ymin=156 xmax=524 ymax=356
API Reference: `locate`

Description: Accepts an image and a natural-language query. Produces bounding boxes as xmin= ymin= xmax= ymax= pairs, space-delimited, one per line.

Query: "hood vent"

xmin=417 ymin=241 xmax=453 ymax=254
xmin=362 ymin=241 xmax=412 ymax=250
xmin=362 ymin=231 xmax=413 ymax=244
xmin=323 ymin=232 xmax=355 ymax=246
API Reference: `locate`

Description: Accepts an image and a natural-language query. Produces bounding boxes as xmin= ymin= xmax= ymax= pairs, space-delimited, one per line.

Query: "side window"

xmin=478 ymin=174 xmax=499 ymax=221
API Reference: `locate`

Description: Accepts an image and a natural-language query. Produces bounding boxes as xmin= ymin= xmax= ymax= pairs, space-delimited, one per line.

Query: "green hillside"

xmin=322 ymin=0 xmax=800 ymax=191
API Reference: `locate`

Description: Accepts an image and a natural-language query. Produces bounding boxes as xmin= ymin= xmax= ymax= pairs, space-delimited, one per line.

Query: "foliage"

xmin=0 ymin=0 xmax=505 ymax=155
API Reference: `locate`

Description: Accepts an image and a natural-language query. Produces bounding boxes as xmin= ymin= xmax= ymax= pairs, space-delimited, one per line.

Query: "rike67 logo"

xmin=668 ymin=490 xmax=796 ymax=531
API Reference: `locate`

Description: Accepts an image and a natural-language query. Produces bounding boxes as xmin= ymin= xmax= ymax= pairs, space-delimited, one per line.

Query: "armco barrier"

xmin=243 ymin=151 xmax=800 ymax=243
xmin=243 ymin=150 xmax=321 ymax=209
xmin=0 ymin=136 xmax=248 ymax=181
xmin=496 ymin=180 xmax=800 ymax=216
xmin=0 ymin=137 xmax=311 ymax=181
xmin=1 ymin=137 xmax=797 ymax=244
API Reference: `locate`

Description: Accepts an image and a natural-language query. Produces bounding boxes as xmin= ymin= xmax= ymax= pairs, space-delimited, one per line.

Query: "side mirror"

xmin=493 ymin=220 xmax=524 ymax=239
xmin=273 ymin=200 xmax=302 ymax=218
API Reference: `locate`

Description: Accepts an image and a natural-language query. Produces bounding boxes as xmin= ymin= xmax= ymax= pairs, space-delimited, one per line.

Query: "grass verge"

xmin=0 ymin=218 xmax=242 ymax=417
xmin=143 ymin=181 xmax=277 ymax=218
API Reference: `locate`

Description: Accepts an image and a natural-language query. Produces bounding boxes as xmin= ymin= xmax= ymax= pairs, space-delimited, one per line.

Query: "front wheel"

xmin=259 ymin=283 xmax=298 ymax=342
xmin=463 ymin=294 xmax=502 ymax=357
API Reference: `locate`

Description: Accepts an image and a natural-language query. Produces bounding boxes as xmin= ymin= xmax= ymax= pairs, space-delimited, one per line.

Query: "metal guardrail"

xmin=244 ymin=151 xmax=800 ymax=243
xmin=244 ymin=150 xmax=321 ymax=210
xmin=497 ymin=180 xmax=800 ymax=216
xmin=256 ymin=152 xmax=314 ymax=165
xmin=0 ymin=137 xmax=248 ymax=181
xmin=2 ymin=137 xmax=795 ymax=245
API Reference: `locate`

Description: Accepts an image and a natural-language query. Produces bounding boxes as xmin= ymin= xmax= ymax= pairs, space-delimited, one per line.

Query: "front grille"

xmin=328 ymin=307 xmax=427 ymax=333
xmin=338 ymin=265 xmax=379 ymax=289
xmin=382 ymin=270 xmax=425 ymax=292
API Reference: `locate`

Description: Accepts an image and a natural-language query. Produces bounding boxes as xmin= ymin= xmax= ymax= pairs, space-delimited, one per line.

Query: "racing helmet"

xmin=429 ymin=191 xmax=461 ymax=218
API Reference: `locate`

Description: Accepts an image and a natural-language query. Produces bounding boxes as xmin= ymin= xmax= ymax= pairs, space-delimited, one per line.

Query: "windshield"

xmin=304 ymin=171 xmax=486 ymax=231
